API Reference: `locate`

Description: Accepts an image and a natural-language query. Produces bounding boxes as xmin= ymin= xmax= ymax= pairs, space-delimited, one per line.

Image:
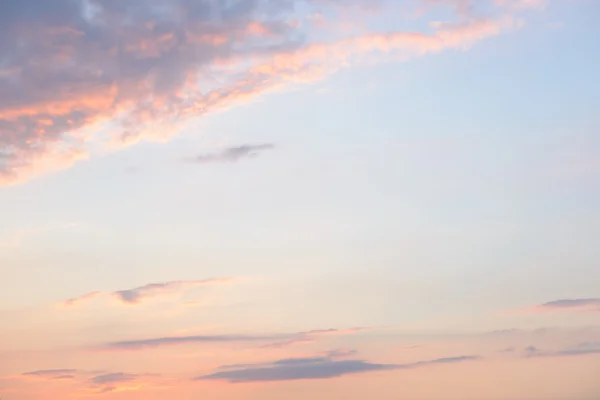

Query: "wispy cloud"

xmin=260 ymin=327 xmax=367 ymax=349
xmin=103 ymin=334 xmax=280 ymax=351
xmin=113 ymin=279 xmax=233 ymax=304
xmin=0 ymin=0 xmax=534 ymax=186
xmin=62 ymin=278 xmax=234 ymax=307
xmin=185 ymin=144 xmax=275 ymax=164
xmin=100 ymin=327 xmax=368 ymax=351
xmin=63 ymin=291 xmax=103 ymax=307
xmin=540 ymin=298 xmax=600 ymax=310
xmin=20 ymin=368 xmax=168 ymax=394
xmin=322 ymin=348 xmax=359 ymax=358
xmin=88 ymin=372 xmax=141 ymax=394
xmin=22 ymin=369 xmax=79 ymax=380
xmin=523 ymin=342 xmax=600 ymax=358
xmin=508 ymin=298 xmax=600 ymax=315
xmin=196 ymin=354 xmax=480 ymax=383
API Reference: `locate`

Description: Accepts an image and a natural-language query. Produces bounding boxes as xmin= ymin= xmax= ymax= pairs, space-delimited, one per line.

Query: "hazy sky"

xmin=1 ymin=0 xmax=599 ymax=399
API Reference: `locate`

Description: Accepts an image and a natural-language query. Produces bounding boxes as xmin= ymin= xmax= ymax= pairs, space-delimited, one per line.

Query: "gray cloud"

xmin=52 ymin=374 xmax=76 ymax=380
xmin=63 ymin=278 xmax=233 ymax=306
xmin=23 ymin=369 xmax=78 ymax=377
xmin=196 ymin=355 xmax=480 ymax=383
xmin=105 ymin=334 xmax=280 ymax=350
xmin=90 ymin=372 xmax=137 ymax=385
xmin=186 ymin=144 xmax=275 ymax=164
xmin=260 ymin=327 xmax=366 ymax=349
xmin=540 ymin=298 xmax=600 ymax=309
xmin=101 ymin=326 xmax=368 ymax=351
xmin=323 ymin=348 xmax=358 ymax=358
xmin=86 ymin=372 xmax=163 ymax=394
xmin=20 ymin=367 xmax=158 ymax=393
xmin=112 ymin=278 xmax=232 ymax=304
xmin=524 ymin=342 xmax=600 ymax=358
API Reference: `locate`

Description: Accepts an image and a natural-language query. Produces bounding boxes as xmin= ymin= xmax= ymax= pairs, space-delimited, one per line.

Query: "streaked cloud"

xmin=523 ymin=342 xmax=600 ymax=358
xmin=88 ymin=372 xmax=141 ymax=393
xmin=113 ymin=279 xmax=232 ymax=304
xmin=508 ymin=298 xmax=600 ymax=315
xmin=260 ymin=327 xmax=367 ymax=349
xmin=100 ymin=326 xmax=368 ymax=351
xmin=63 ymin=291 xmax=103 ymax=307
xmin=322 ymin=348 xmax=359 ymax=358
xmin=0 ymin=0 xmax=533 ymax=186
xmin=22 ymin=369 xmax=79 ymax=380
xmin=103 ymin=334 xmax=280 ymax=351
xmin=186 ymin=144 xmax=275 ymax=164
xmin=540 ymin=298 xmax=600 ymax=310
xmin=196 ymin=354 xmax=480 ymax=383
xmin=19 ymin=368 xmax=167 ymax=395
xmin=62 ymin=278 xmax=233 ymax=307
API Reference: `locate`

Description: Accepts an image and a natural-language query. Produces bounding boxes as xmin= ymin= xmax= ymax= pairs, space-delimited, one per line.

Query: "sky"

xmin=1 ymin=0 xmax=600 ymax=398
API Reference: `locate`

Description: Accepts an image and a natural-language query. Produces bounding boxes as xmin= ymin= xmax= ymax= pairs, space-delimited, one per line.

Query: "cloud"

xmin=186 ymin=143 xmax=275 ymax=164
xmin=523 ymin=342 xmax=600 ymax=359
xmin=113 ymin=278 xmax=232 ymax=304
xmin=260 ymin=327 xmax=367 ymax=349
xmin=323 ymin=348 xmax=359 ymax=358
xmin=86 ymin=372 xmax=170 ymax=395
xmin=103 ymin=334 xmax=279 ymax=351
xmin=512 ymin=298 xmax=600 ymax=315
xmin=100 ymin=326 xmax=368 ymax=351
xmin=0 ymin=0 xmax=533 ymax=186
xmin=62 ymin=278 xmax=233 ymax=307
xmin=63 ymin=291 xmax=103 ymax=306
xmin=90 ymin=372 xmax=137 ymax=385
xmin=22 ymin=369 xmax=79 ymax=379
xmin=196 ymin=355 xmax=480 ymax=383
xmin=19 ymin=368 xmax=164 ymax=394
xmin=541 ymin=299 xmax=600 ymax=310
